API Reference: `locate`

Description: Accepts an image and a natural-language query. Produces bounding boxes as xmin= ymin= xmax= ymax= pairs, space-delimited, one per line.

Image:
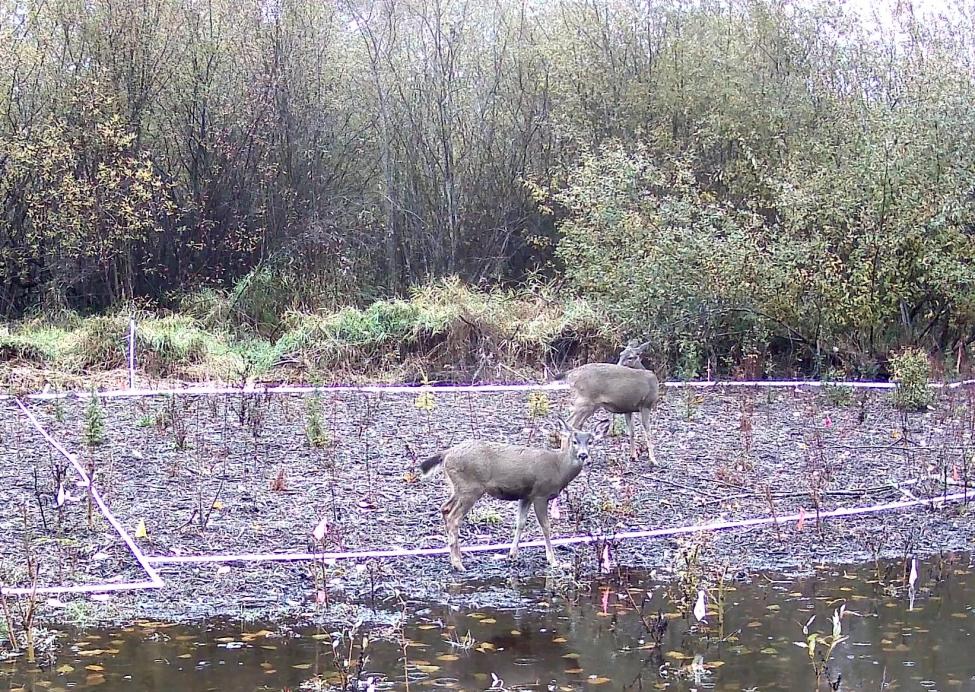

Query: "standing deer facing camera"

xmin=556 ymin=340 xmax=660 ymax=464
xmin=420 ymin=419 xmax=605 ymax=571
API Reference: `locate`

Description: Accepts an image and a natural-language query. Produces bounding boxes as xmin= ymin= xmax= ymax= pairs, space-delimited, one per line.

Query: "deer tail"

xmin=420 ymin=453 xmax=445 ymax=479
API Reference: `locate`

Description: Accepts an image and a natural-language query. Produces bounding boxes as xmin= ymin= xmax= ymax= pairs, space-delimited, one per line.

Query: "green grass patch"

xmin=0 ymin=279 xmax=620 ymax=387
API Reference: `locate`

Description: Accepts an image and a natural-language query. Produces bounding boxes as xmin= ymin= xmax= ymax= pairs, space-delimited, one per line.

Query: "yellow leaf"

xmin=85 ymin=665 xmax=104 ymax=672
xmin=589 ymin=677 xmax=612 ymax=685
xmin=134 ymin=519 xmax=147 ymax=539
xmin=212 ymin=500 xmax=224 ymax=510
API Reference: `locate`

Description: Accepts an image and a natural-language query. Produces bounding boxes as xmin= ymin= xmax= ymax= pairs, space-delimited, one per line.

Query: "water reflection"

xmin=2 ymin=554 xmax=974 ymax=691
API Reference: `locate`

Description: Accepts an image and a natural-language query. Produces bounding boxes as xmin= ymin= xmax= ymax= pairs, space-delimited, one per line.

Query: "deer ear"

xmin=637 ymin=341 xmax=651 ymax=353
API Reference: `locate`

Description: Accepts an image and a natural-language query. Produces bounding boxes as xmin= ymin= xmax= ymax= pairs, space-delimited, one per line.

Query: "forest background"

xmin=1 ymin=0 xmax=973 ymax=385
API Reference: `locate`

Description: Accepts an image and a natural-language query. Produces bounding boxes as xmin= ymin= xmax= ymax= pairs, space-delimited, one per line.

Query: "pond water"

xmin=3 ymin=554 xmax=975 ymax=691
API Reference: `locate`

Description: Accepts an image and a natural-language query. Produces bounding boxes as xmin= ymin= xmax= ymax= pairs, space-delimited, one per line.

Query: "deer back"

xmin=442 ymin=440 xmax=574 ymax=500
xmin=567 ymin=363 xmax=659 ymax=410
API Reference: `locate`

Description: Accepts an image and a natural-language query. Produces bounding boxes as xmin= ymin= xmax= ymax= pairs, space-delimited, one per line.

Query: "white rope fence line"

xmin=2 ymin=315 xmax=973 ymax=401
xmin=0 ymin=400 xmax=165 ymax=597
xmin=147 ymin=487 xmax=975 ymax=565
xmin=12 ymin=378 xmax=975 ymax=402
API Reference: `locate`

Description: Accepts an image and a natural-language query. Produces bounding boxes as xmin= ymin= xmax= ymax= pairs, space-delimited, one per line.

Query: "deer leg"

xmin=445 ymin=493 xmax=480 ymax=572
xmin=441 ymin=495 xmax=461 ymax=570
xmin=640 ymin=407 xmax=657 ymax=466
xmin=624 ymin=412 xmax=637 ymax=460
xmin=533 ymin=497 xmax=559 ymax=567
xmin=509 ymin=498 xmax=532 ymax=560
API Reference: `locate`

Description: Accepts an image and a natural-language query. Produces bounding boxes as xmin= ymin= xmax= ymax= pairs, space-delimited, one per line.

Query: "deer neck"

xmin=557 ymin=445 xmax=585 ymax=487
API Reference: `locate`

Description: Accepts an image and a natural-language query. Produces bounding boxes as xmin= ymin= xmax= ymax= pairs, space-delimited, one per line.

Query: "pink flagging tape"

xmin=145 ymin=488 xmax=975 ymax=566
xmin=0 ymin=400 xmax=165 ymax=598
xmin=16 ymin=378 xmax=975 ymax=402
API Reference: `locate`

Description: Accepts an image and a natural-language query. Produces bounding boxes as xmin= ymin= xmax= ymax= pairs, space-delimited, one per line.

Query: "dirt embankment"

xmin=2 ymin=383 xmax=974 ymax=628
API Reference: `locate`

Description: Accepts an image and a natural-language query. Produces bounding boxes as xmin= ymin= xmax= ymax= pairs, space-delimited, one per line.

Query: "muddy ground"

xmin=2 ymin=383 xmax=974 ymax=629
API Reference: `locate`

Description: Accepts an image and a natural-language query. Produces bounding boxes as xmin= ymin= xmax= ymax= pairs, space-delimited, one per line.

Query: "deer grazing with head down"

xmin=420 ymin=418 xmax=606 ymax=571
xmin=555 ymin=339 xmax=660 ymax=464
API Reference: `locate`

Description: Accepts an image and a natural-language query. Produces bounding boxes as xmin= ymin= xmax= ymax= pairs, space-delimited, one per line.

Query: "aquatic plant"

xmin=796 ymin=605 xmax=848 ymax=690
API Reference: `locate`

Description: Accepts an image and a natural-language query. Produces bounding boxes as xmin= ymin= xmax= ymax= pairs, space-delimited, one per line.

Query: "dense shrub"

xmin=891 ymin=349 xmax=933 ymax=412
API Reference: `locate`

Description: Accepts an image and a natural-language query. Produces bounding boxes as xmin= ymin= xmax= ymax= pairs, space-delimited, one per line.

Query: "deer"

xmin=420 ymin=418 xmax=606 ymax=571
xmin=555 ymin=339 xmax=660 ymax=464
